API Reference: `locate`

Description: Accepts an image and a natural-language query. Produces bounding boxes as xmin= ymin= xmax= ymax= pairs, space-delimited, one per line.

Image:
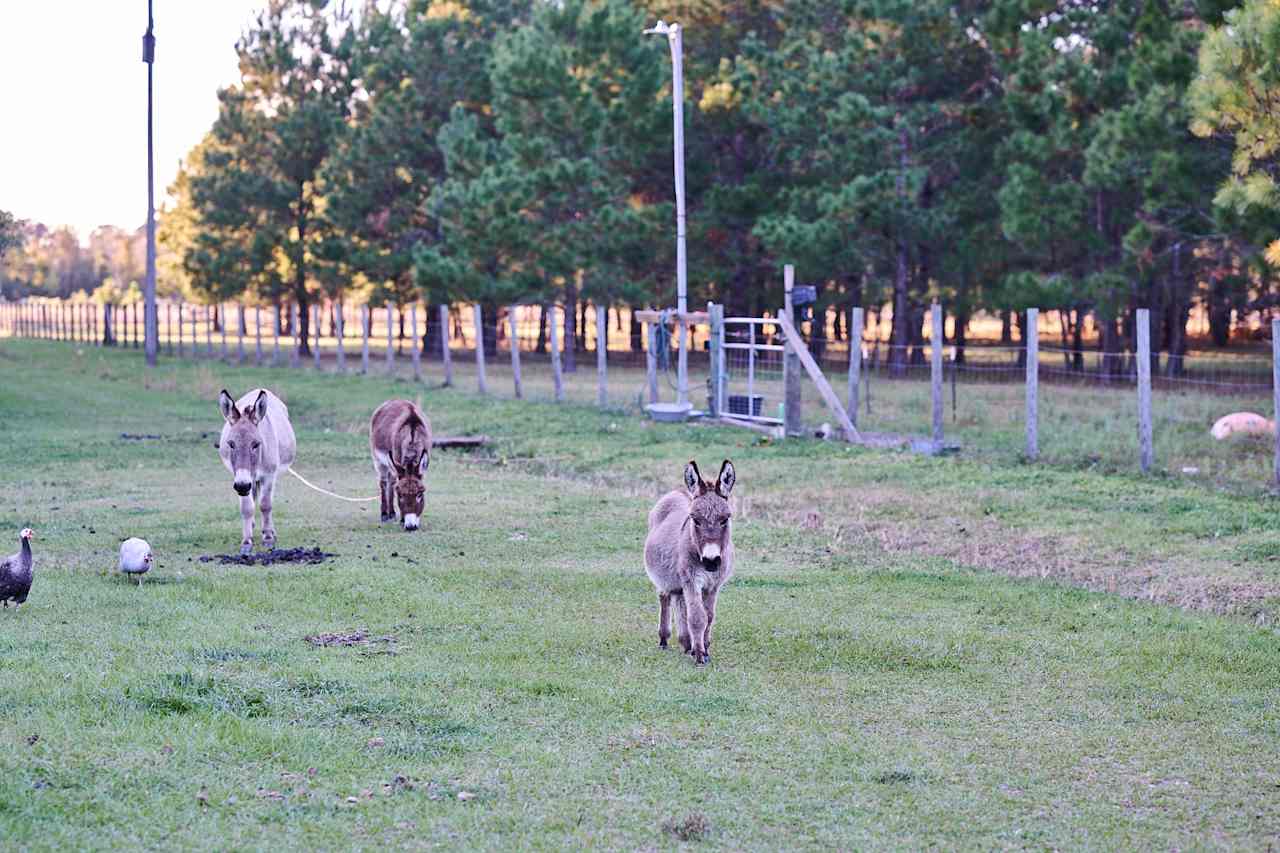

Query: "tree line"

xmin=4 ymin=0 xmax=1280 ymax=369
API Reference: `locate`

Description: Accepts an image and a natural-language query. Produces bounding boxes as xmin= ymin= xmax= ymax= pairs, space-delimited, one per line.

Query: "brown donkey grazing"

xmin=370 ymin=399 xmax=432 ymax=531
xmin=643 ymin=459 xmax=736 ymax=665
xmin=218 ymin=389 xmax=297 ymax=556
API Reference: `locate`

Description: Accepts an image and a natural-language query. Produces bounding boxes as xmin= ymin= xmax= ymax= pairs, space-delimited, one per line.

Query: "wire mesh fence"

xmin=4 ymin=298 xmax=1279 ymax=493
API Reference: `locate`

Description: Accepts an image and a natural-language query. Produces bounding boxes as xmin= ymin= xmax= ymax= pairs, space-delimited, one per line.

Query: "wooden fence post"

xmin=550 ymin=305 xmax=565 ymax=402
xmin=931 ymin=301 xmax=944 ymax=445
xmin=473 ymin=303 xmax=488 ymax=394
xmin=272 ymin=306 xmax=281 ymax=366
xmin=220 ymin=303 xmax=229 ymax=361
xmin=439 ymin=304 xmax=453 ymax=387
xmin=236 ymin=304 xmax=246 ymax=363
xmin=385 ymin=301 xmax=394 ymax=374
xmin=204 ymin=305 xmax=211 ymax=357
xmin=254 ymin=306 xmax=263 ymax=364
xmin=175 ymin=303 xmax=182 ymax=356
xmin=596 ymin=303 xmax=608 ymax=408
xmin=783 ymin=264 xmax=802 ymax=437
xmin=166 ymin=303 xmax=173 ymax=355
xmin=848 ymin=307 xmax=863 ymax=428
xmin=1026 ymin=307 xmax=1039 ymax=460
xmin=289 ymin=303 xmax=300 ymax=367
xmin=646 ymin=321 xmax=659 ymax=404
xmin=313 ymin=302 xmax=322 ymax=369
xmin=707 ymin=302 xmax=723 ymax=416
xmin=410 ymin=303 xmax=420 ymax=382
xmin=1273 ymin=318 xmax=1280 ymax=486
xmin=509 ymin=305 xmax=523 ymax=399
xmin=360 ymin=304 xmax=370 ymax=374
xmin=1137 ymin=307 xmax=1153 ymax=473
xmin=336 ymin=300 xmax=346 ymax=372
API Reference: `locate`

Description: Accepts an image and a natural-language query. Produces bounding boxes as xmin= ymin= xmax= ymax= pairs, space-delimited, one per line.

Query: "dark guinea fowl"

xmin=0 ymin=528 xmax=34 ymax=609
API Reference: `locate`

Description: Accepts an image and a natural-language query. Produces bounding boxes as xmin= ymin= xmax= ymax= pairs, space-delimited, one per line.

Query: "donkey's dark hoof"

xmin=239 ymin=542 xmax=253 ymax=557
xmin=658 ymin=637 xmax=668 ymax=649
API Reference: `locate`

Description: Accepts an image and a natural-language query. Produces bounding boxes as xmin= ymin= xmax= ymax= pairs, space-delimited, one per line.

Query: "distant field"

xmin=0 ymin=339 xmax=1277 ymax=849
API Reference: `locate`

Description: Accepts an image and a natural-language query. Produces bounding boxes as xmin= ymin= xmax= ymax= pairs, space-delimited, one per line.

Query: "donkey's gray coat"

xmin=218 ymin=388 xmax=296 ymax=555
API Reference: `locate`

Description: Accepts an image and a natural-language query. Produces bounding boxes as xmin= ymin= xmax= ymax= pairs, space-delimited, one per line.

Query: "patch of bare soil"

xmin=303 ymin=629 xmax=396 ymax=649
xmin=200 ymin=547 xmax=336 ymax=566
xmin=745 ymin=486 xmax=1280 ymax=627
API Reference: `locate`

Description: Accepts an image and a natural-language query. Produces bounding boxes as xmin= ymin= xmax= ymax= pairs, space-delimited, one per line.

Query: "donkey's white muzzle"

xmin=403 ymin=513 xmax=420 ymax=531
xmin=233 ymin=469 xmax=253 ymax=496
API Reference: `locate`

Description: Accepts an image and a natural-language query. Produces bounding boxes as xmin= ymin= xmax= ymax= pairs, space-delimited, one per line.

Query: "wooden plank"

xmin=509 ymin=306 xmax=523 ymax=399
xmin=254 ymin=306 xmax=263 ymax=364
xmin=931 ymin=302 xmax=943 ymax=444
xmin=633 ymin=309 xmax=709 ymax=324
xmin=777 ymin=311 xmax=860 ymax=443
xmin=473 ymin=303 xmax=488 ymax=394
xmin=848 ymin=307 xmax=863 ymax=428
xmin=1026 ymin=307 xmax=1039 ymax=460
xmin=237 ymin=303 xmax=246 ymax=364
xmin=708 ymin=302 xmax=724 ymax=416
xmin=272 ymin=305 xmax=281 ymax=366
xmin=1137 ymin=307 xmax=1153 ymax=473
xmin=432 ymin=435 xmax=490 ymax=448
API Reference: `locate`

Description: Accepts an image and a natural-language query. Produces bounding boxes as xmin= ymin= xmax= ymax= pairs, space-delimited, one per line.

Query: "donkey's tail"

xmin=285 ymin=467 xmax=379 ymax=503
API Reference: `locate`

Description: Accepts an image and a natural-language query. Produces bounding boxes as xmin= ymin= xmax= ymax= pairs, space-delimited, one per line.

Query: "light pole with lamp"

xmin=142 ymin=1 xmax=158 ymax=366
xmin=644 ymin=20 xmax=691 ymax=415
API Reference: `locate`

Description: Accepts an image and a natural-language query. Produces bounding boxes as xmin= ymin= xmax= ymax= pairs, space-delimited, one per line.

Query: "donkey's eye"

xmin=252 ymin=442 xmax=260 ymax=450
xmin=227 ymin=441 xmax=236 ymax=450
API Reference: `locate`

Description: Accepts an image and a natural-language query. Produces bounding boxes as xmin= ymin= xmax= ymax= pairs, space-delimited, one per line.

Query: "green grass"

xmin=1 ymin=339 xmax=1278 ymax=850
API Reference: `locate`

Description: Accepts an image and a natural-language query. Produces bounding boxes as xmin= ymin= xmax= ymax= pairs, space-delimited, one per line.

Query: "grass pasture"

xmin=0 ymin=339 xmax=1279 ymax=849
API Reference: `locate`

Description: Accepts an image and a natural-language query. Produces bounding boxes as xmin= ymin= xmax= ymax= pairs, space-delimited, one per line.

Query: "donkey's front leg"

xmin=658 ymin=592 xmax=672 ymax=649
xmin=259 ymin=473 xmax=278 ymax=551
xmin=683 ymin=585 xmax=709 ymax=665
xmin=239 ymin=493 xmax=255 ymax=555
xmin=701 ymin=586 xmax=720 ymax=659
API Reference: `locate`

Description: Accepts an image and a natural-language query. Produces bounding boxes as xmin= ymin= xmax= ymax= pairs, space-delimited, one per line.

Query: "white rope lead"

xmin=286 ymin=467 xmax=379 ymax=503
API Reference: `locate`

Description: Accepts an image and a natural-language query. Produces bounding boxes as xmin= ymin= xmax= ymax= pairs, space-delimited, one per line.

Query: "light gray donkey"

xmin=643 ymin=459 xmax=736 ymax=665
xmin=218 ymin=388 xmax=297 ymax=555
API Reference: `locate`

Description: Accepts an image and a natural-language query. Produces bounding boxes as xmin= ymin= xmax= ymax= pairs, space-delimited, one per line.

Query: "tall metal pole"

xmin=143 ymin=1 xmax=158 ymax=366
xmin=646 ymin=20 xmax=689 ymax=410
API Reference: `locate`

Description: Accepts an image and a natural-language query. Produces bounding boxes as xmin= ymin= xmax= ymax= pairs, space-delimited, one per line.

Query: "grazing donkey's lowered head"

xmin=643 ymin=459 xmax=737 ymax=665
xmin=370 ymin=399 xmax=432 ymax=531
xmin=684 ymin=459 xmax=735 ymax=572
xmin=220 ymin=389 xmax=268 ymax=496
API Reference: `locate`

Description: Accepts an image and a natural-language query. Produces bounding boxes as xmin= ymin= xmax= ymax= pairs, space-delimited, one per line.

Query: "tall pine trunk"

xmin=563 ymin=279 xmax=578 ymax=373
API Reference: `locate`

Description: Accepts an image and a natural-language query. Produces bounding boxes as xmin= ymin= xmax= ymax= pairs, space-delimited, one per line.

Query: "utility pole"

xmin=143 ymin=0 xmax=158 ymax=366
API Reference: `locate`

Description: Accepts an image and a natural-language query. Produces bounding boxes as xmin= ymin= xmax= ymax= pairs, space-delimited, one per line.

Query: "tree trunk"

xmin=629 ymin=305 xmax=642 ymax=352
xmin=483 ymin=301 xmax=499 ymax=357
xmin=1015 ymin=310 xmax=1027 ymax=368
xmin=536 ymin=303 xmax=548 ymax=354
xmin=1000 ymin=310 xmax=1012 ymax=345
xmin=954 ymin=308 xmax=969 ymax=365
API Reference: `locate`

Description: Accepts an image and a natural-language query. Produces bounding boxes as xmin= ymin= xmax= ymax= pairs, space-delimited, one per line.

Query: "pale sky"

xmin=0 ymin=1 xmax=266 ymax=242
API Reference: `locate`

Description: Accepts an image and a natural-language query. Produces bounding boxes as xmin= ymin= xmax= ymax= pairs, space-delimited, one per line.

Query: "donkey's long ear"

xmin=219 ymin=390 xmax=239 ymax=423
xmin=684 ymin=460 xmax=705 ymax=496
xmin=716 ymin=459 xmax=736 ymax=497
xmin=247 ymin=390 xmax=268 ymax=425
xmin=418 ymin=451 xmax=430 ymax=477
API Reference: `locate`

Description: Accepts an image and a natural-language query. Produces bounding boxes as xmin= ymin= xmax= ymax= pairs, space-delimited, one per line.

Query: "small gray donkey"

xmin=643 ymin=459 xmax=736 ymax=665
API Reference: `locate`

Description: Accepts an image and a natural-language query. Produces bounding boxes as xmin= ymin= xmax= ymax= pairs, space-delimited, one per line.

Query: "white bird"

xmin=119 ymin=538 xmax=153 ymax=586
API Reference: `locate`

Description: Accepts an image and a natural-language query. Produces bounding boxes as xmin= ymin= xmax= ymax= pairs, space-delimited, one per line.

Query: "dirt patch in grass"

xmin=748 ymin=485 xmax=1280 ymax=626
xmin=662 ymin=812 xmax=711 ymax=842
xmin=303 ymin=629 xmax=396 ymax=648
xmin=200 ymin=547 xmax=337 ymax=566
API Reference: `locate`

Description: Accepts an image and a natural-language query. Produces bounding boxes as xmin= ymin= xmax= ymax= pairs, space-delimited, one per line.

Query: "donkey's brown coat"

xmin=369 ymin=399 xmax=432 ymax=530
